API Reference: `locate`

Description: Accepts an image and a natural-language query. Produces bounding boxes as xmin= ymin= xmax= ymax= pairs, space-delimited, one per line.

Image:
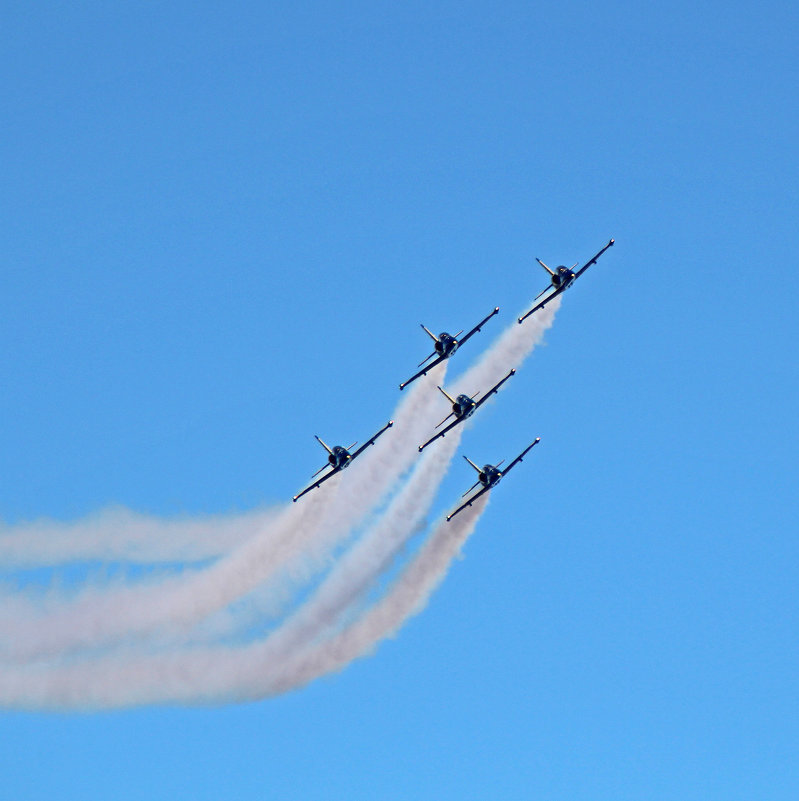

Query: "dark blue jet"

xmin=517 ymin=238 xmax=615 ymax=324
xmin=292 ymin=420 xmax=394 ymax=502
xmin=418 ymin=369 xmax=516 ymax=452
xmin=446 ymin=438 xmax=540 ymax=521
xmin=399 ymin=306 xmax=500 ymax=391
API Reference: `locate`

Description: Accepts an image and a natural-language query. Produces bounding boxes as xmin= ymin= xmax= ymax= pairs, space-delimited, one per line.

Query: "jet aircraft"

xmin=292 ymin=420 xmax=394 ymax=502
xmin=446 ymin=438 xmax=540 ymax=521
xmin=517 ymin=238 xmax=615 ymax=324
xmin=399 ymin=306 xmax=500 ymax=391
xmin=418 ymin=369 xmax=516 ymax=452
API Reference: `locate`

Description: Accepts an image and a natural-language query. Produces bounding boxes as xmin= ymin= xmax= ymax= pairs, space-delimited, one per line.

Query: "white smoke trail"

xmin=264 ymin=494 xmax=490 ymax=697
xmin=0 ymin=459 xmax=482 ymax=711
xmin=0 ymin=506 xmax=273 ymax=568
xmin=0 ymin=300 xmax=555 ymax=708
xmin=239 ymin=428 xmax=465 ymax=683
xmin=252 ymin=302 xmax=570 ymax=692
xmin=0 ymin=367 xmax=449 ymax=661
xmin=0 ymin=485 xmax=335 ymax=662
xmin=0 ymin=356 xmax=447 ymax=574
xmin=0 ymin=351 xmax=452 ymax=576
xmin=143 ymin=298 xmax=562 ymax=649
xmin=450 ymin=296 xmax=560 ymax=396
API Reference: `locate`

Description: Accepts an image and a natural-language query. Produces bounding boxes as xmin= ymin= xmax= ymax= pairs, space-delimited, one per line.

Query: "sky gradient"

xmin=2 ymin=1 xmax=798 ymax=798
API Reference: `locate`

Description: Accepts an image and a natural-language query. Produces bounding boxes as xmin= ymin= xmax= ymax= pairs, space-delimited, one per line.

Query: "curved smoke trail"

xmin=0 ymin=300 xmax=557 ymax=708
xmin=0 ymin=369 xmax=448 ymax=662
xmin=0 ymin=507 xmax=274 ymax=568
xmin=0 ymin=461 xmax=484 ymax=710
xmin=264 ymin=493 xmax=490 ymax=698
xmin=0 ymin=349 xmax=452 ymax=572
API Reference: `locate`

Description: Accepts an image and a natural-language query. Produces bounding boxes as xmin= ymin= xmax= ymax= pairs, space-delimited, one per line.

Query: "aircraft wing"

xmin=518 ymin=239 xmax=614 ymax=324
xmin=573 ymin=238 xmax=614 ymax=280
xmin=418 ymin=416 xmax=463 ymax=452
xmin=474 ymin=369 xmax=516 ymax=410
xmin=457 ymin=306 xmax=500 ymax=348
xmin=399 ymin=354 xmax=447 ymax=391
xmin=501 ymin=438 xmax=541 ymax=476
xmin=349 ymin=420 xmax=394 ymax=461
xmin=446 ymin=484 xmax=491 ymax=522
xmin=517 ymin=284 xmax=566 ymax=324
xmin=292 ymin=466 xmax=340 ymax=502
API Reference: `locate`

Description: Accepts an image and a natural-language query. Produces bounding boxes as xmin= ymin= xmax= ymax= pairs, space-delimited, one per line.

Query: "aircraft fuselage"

xmin=451 ymin=393 xmax=477 ymax=420
xmin=435 ymin=333 xmax=459 ymax=358
xmin=329 ymin=446 xmax=352 ymax=470
xmin=552 ymin=266 xmax=577 ymax=290
xmin=478 ymin=464 xmax=503 ymax=488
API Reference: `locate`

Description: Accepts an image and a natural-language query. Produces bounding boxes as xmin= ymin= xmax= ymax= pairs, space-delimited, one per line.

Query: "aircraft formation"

xmin=293 ymin=238 xmax=615 ymax=519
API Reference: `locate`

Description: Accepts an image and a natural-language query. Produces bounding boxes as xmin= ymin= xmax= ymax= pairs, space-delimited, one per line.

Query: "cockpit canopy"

xmin=481 ymin=465 xmax=502 ymax=486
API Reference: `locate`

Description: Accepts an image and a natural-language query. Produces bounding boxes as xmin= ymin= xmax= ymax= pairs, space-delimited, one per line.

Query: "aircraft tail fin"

xmin=463 ymin=455 xmax=481 ymax=473
xmin=314 ymin=435 xmax=333 ymax=454
xmin=536 ymin=257 xmax=555 ymax=276
xmin=437 ymin=386 xmax=456 ymax=404
xmin=420 ymin=324 xmax=439 ymax=343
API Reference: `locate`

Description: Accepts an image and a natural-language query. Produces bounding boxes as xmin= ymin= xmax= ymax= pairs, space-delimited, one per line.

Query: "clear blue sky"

xmin=2 ymin=0 xmax=798 ymax=798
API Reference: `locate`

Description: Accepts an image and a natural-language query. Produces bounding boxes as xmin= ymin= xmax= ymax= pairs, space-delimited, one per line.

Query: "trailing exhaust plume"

xmin=264 ymin=493 xmax=489 ymax=698
xmin=0 ymin=354 xmax=454 ymax=578
xmin=0 ymin=464 xmax=485 ymax=710
xmin=451 ymin=295 xmax=560 ymax=396
xmin=0 ymin=507 xmax=274 ymax=567
xmin=0 ymin=300 xmax=558 ymax=709
xmin=0 ymin=369 xmax=449 ymax=662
